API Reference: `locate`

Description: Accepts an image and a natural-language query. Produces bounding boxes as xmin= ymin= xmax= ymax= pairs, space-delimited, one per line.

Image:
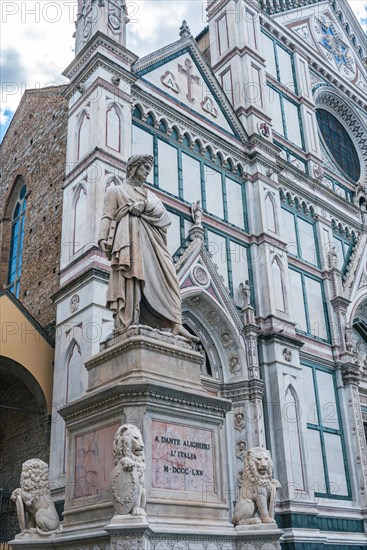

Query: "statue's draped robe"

xmin=98 ymin=183 xmax=182 ymax=329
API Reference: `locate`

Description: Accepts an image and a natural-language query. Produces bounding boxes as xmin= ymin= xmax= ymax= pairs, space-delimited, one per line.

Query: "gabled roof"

xmin=132 ymin=34 xmax=247 ymax=142
xmin=174 ymin=228 xmax=243 ymax=333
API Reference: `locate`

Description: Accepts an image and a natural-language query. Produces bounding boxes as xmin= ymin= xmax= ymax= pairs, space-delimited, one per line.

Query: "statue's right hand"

xmin=98 ymin=239 xmax=109 ymax=253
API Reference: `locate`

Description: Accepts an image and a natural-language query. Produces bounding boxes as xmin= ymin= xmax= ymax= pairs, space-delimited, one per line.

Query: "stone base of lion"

xmin=233 ymin=447 xmax=281 ymax=527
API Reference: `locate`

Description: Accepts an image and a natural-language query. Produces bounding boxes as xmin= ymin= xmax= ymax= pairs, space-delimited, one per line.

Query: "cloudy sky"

xmin=1 ymin=0 xmax=366 ymax=141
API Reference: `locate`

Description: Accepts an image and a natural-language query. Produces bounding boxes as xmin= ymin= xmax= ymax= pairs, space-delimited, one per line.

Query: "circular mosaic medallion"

xmin=192 ymin=264 xmax=210 ymax=288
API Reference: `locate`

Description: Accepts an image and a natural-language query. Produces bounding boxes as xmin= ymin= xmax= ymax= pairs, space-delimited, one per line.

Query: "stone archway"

xmin=182 ymin=289 xmax=248 ymax=384
xmin=0 ymin=357 xmax=50 ymax=542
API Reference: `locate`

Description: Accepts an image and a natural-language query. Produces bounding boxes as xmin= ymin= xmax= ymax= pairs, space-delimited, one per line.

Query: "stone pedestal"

xmin=10 ymin=327 xmax=283 ymax=548
xmin=58 ymin=327 xmax=233 ymax=536
xmin=86 ymin=324 xmax=204 ymax=393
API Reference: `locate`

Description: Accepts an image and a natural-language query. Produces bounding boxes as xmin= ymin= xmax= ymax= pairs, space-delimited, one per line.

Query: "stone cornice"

xmin=278 ymin=167 xmax=362 ymax=229
xmin=63 ymin=147 xmax=127 ymax=189
xmin=220 ymin=379 xmax=265 ymax=401
xmin=236 ymin=105 xmax=272 ymax=124
xmin=51 ymin=266 xmax=109 ymax=304
xmin=63 ymin=31 xmax=138 ymax=81
xmin=258 ymin=331 xmax=304 ymax=350
xmin=330 ymin=296 xmax=351 ymax=310
xmin=211 ymin=45 xmax=266 ymax=73
xmin=64 ymin=52 xmax=137 ymax=102
xmin=247 ymin=135 xmax=282 ymax=159
xmin=86 ymin=337 xmax=203 ymax=370
xmin=67 ymin=76 xmax=132 ymax=118
xmin=59 ymin=383 xmax=232 ymax=425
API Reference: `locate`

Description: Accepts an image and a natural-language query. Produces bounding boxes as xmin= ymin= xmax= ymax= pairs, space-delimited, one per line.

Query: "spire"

xmin=75 ymin=0 xmax=129 ymax=54
xmin=179 ymin=20 xmax=191 ymax=39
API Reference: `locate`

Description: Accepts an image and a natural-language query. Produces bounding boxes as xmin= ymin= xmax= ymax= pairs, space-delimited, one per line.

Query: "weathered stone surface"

xmin=87 ymin=325 xmax=203 ymax=393
xmin=110 ymin=424 xmax=146 ymax=517
xmin=233 ymin=448 xmax=281 ymax=528
xmin=0 ymin=86 xmax=67 ymax=334
xmin=11 ymin=459 xmax=60 ymax=537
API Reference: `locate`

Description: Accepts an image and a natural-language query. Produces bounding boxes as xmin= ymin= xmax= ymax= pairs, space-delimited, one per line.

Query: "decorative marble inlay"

xmin=70 ymin=294 xmax=80 ymax=313
xmin=314 ymin=14 xmax=356 ymax=78
xmin=151 ymin=420 xmax=215 ymax=493
xmin=161 ymin=70 xmax=180 ymax=94
xmin=192 ymin=264 xmax=210 ymax=287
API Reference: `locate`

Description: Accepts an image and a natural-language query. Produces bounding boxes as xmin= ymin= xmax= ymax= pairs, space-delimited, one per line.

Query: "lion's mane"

xmin=20 ymin=459 xmax=51 ymax=497
xmin=113 ymin=423 xmax=145 ymax=479
xmin=242 ymin=447 xmax=273 ymax=493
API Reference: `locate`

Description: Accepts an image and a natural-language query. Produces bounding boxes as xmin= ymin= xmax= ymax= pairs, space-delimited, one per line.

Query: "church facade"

xmin=1 ymin=0 xmax=367 ymax=548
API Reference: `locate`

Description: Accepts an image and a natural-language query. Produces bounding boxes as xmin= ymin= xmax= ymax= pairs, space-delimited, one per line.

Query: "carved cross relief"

xmin=177 ymin=58 xmax=201 ymax=104
xmin=160 ymin=58 xmax=219 ymax=120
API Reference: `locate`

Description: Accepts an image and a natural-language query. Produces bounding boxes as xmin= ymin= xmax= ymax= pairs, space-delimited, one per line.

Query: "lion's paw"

xmin=240 ymin=518 xmax=261 ymax=524
xmin=131 ymin=507 xmax=146 ymax=517
xmin=120 ymin=457 xmax=135 ymax=471
xmin=262 ymin=518 xmax=276 ymax=524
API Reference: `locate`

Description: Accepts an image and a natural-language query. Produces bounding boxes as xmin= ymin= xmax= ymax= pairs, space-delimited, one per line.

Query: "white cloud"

xmin=0 ymin=0 xmax=365 ymax=122
xmin=0 ymin=107 xmax=11 ymax=126
xmin=348 ymin=0 xmax=367 ymax=32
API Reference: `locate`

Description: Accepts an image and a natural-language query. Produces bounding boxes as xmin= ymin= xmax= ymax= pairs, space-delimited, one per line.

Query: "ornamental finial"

xmin=179 ymin=20 xmax=191 ymax=39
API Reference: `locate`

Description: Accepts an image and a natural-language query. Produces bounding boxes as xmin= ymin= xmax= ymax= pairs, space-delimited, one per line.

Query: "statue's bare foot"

xmin=172 ymin=323 xmax=194 ymax=339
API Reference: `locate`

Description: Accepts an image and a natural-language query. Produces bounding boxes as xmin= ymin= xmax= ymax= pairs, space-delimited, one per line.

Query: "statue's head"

xmin=244 ymin=447 xmax=273 ymax=482
xmin=20 ymin=459 xmax=51 ymax=495
xmin=113 ymin=423 xmax=145 ymax=465
xmin=126 ymin=154 xmax=153 ymax=180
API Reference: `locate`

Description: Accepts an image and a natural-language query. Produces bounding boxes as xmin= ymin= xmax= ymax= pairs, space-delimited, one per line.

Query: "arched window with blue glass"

xmin=7 ymin=183 xmax=27 ymax=297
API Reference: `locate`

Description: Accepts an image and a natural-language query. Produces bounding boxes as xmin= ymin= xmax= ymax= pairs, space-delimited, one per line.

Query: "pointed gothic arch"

xmin=272 ymin=254 xmax=286 ymax=312
xmin=284 ymin=384 xmax=306 ymax=491
xmin=2 ymin=177 xmax=27 ymax=297
xmin=104 ymin=175 xmax=123 ymax=190
xmin=264 ymin=190 xmax=278 ymax=233
xmin=77 ymin=109 xmax=90 ymax=160
xmin=106 ymin=103 xmax=123 ymax=152
xmin=182 ymin=311 xmax=218 ymax=378
xmin=65 ymin=339 xmax=83 ymax=403
xmin=72 ymin=182 xmax=88 ymax=253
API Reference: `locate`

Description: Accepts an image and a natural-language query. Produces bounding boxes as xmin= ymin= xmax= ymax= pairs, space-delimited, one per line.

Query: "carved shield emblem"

xmin=110 ymin=461 xmax=139 ymax=515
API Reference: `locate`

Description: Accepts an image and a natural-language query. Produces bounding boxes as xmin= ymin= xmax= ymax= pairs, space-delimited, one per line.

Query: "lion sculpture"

xmin=233 ymin=447 xmax=281 ymax=527
xmin=110 ymin=423 xmax=146 ymax=517
xmin=11 ymin=459 xmax=60 ymax=537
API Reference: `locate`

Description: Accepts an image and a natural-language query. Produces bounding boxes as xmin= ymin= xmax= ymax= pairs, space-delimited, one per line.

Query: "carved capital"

xmin=330 ymin=296 xmax=351 ymax=311
xmin=341 ymin=361 xmax=361 ymax=386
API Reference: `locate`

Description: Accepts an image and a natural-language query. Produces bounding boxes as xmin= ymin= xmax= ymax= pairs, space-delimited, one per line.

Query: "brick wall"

xmin=0 ymin=86 xmax=68 ymax=334
xmin=0 ymin=383 xmax=49 ymax=541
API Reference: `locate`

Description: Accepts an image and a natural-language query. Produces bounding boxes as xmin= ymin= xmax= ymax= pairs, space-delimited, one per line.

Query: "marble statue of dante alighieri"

xmin=98 ymin=154 xmax=190 ymax=337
